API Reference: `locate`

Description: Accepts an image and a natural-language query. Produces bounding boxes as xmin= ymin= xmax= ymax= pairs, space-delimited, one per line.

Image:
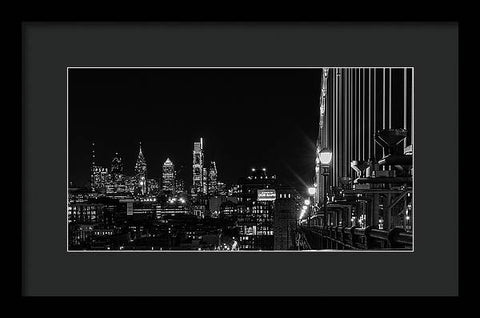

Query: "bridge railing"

xmin=300 ymin=225 xmax=412 ymax=250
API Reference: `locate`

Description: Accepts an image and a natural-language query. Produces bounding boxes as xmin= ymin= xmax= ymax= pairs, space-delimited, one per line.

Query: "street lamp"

xmin=319 ymin=148 xmax=333 ymax=228
xmin=306 ymin=187 xmax=316 ymax=226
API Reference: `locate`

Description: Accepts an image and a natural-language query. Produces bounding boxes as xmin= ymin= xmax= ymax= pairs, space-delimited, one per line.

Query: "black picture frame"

xmin=18 ymin=14 xmax=462 ymax=300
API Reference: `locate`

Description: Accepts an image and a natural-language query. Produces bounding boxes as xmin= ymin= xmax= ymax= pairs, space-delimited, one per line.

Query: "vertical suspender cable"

xmin=383 ymin=68 xmax=386 ymax=130
xmin=382 ymin=68 xmax=386 ymax=170
xmin=345 ymin=69 xmax=348 ymax=177
xmin=352 ymin=69 xmax=355 ymax=170
xmin=368 ymin=68 xmax=371 ymax=160
xmin=411 ymin=68 xmax=414 ymax=151
xmin=389 ymin=68 xmax=392 ymax=129
xmin=358 ymin=68 xmax=361 ymax=161
xmin=404 ymin=68 xmax=407 ymax=148
xmin=334 ymin=68 xmax=338 ymax=187
xmin=373 ymin=68 xmax=376 ymax=159
xmin=362 ymin=68 xmax=365 ymax=161
xmin=349 ymin=69 xmax=352 ymax=176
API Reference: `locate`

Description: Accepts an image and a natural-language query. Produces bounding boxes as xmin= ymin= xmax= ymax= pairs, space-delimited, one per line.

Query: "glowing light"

xmin=252 ymin=168 xmax=256 ymax=172
xmin=308 ymin=187 xmax=316 ymax=195
xmin=319 ymin=149 xmax=333 ymax=165
xmin=304 ymin=199 xmax=311 ymax=205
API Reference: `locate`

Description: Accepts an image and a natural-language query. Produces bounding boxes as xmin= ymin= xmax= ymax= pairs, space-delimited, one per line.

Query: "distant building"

xmin=162 ymin=158 xmax=175 ymax=193
xmin=175 ymin=178 xmax=185 ymax=194
xmin=134 ymin=142 xmax=148 ymax=195
xmin=217 ymin=181 xmax=227 ymax=195
xmin=155 ymin=203 xmax=190 ymax=219
xmin=208 ymin=161 xmax=218 ymax=195
xmin=202 ymin=167 xmax=208 ymax=194
xmin=237 ymin=168 xmax=277 ymax=250
xmin=219 ymin=200 xmax=240 ymax=219
xmin=273 ymin=186 xmax=300 ymax=250
xmin=104 ymin=152 xmax=127 ymax=194
xmin=91 ymin=166 xmax=109 ymax=193
xmin=192 ymin=203 xmax=206 ymax=219
xmin=147 ymin=179 xmax=159 ymax=194
xmin=110 ymin=152 xmax=124 ymax=181
xmin=192 ymin=138 xmax=204 ymax=195
xmin=90 ymin=141 xmax=109 ymax=192
xmin=228 ymin=184 xmax=241 ymax=198
xmin=124 ymin=175 xmax=137 ymax=194
xmin=68 ymin=202 xmax=104 ymax=224
xmin=208 ymin=195 xmax=228 ymax=215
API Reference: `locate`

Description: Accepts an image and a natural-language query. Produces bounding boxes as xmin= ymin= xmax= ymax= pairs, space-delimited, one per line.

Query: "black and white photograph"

xmin=67 ymin=67 xmax=414 ymax=251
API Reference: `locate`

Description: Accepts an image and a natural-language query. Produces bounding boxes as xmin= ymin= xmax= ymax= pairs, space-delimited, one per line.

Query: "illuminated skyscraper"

xmin=162 ymin=158 xmax=175 ymax=192
xmin=192 ymin=138 xmax=204 ymax=195
xmin=111 ymin=152 xmax=124 ymax=183
xmin=237 ymin=168 xmax=277 ymax=250
xmin=135 ymin=142 xmax=148 ymax=195
xmin=208 ymin=161 xmax=218 ymax=195
xmin=90 ymin=142 xmax=108 ymax=192
xmin=202 ymin=167 xmax=208 ymax=194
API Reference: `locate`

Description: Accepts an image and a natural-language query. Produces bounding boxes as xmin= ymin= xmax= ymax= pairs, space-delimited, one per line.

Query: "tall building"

xmin=162 ymin=158 xmax=175 ymax=193
xmin=237 ymin=168 xmax=277 ymax=250
xmin=208 ymin=161 xmax=218 ymax=195
xmin=110 ymin=152 xmax=124 ymax=182
xmin=90 ymin=142 xmax=108 ymax=192
xmin=192 ymin=138 xmax=204 ymax=195
xmin=91 ymin=166 xmax=109 ymax=192
xmin=202 ymin=167 xmax=208 ymax=194
xmin=273 ymin=186 xmax=300 ymax=250
xmin=135 ymin=142 xmax=148 ymax=195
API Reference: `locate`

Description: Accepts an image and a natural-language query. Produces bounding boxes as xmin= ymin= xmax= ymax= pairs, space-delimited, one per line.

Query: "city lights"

xmin=69 ymin=67 xmax=413 ymax=252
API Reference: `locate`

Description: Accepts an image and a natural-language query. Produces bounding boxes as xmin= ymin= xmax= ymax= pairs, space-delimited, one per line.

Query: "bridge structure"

xmin=302 ymin=67 xmax=414 ymax=251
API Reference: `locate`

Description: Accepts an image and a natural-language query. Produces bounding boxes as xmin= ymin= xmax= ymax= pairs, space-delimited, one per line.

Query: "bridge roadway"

xmin=296 ymin=225 xmax=413 ymax=250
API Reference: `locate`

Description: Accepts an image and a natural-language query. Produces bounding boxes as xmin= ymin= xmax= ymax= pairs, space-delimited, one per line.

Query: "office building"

xmin=236 ymin=168 xmax=277 ymax=250
xmin=134 ymin=142 xmax=148 ymax=195
xmin=208 ymin=161 xmax=218 ymax=195
xmin=162 ymin=158 xmax=176 ymax=193
xmin=192 ymin=138 xmax=204 ymax=195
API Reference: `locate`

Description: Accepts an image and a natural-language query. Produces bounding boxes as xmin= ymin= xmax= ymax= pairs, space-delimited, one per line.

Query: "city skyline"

xmin=68 ymin=67 xmax=413 ymax=252
xmin=68 ymin=68 xmax=323 ymax=192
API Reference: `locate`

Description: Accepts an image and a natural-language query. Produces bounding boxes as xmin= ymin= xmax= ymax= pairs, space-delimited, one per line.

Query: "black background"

xmin=68 ymin=68 xmax=323 ymax=191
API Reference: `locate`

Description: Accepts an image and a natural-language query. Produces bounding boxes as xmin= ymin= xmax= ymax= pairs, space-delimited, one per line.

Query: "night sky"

xmin=68 ymin=68 xmax=324 ymax=192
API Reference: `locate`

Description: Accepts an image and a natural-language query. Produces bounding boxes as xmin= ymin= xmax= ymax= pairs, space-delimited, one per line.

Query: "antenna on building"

xmin=91 ymin=141 xmax=96 ymax=166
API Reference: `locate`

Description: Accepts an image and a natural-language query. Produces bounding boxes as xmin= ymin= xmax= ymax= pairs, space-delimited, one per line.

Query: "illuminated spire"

xmin=135 ymin=142 xmax=147 ymax=195
xmin=135 ymin=142 xmax=147 ymax=175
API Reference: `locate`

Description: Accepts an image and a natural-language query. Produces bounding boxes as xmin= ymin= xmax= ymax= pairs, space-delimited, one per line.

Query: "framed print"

xmin=22 ymin=22 xmax=459 ymax=296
